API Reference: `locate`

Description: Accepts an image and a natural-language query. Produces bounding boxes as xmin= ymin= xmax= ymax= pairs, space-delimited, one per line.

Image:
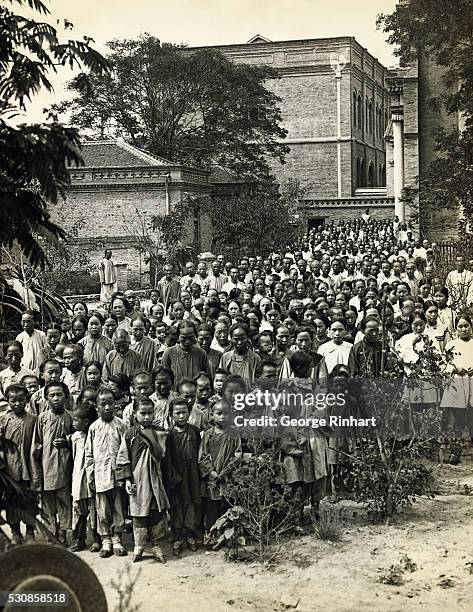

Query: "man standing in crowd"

xmin=99 ymin=249 xmax=117 ymax=303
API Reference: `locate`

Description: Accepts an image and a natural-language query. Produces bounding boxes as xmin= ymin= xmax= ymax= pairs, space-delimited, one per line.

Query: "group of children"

xmin=0 ymin=356 xmax=246 ymax=562
xmin=2 ymin=214 xmax=473 ymax=562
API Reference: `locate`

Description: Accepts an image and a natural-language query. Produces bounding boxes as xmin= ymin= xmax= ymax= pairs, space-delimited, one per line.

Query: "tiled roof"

xmin=79 ymin=139 xmax=173 ymax=168
xmin=209 ymin=166 xmax=247 ymax=184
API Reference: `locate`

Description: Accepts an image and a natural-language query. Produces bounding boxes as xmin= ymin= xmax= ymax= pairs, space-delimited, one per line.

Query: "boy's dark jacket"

xmin=115 ymin=424 xmax=181 ymax=493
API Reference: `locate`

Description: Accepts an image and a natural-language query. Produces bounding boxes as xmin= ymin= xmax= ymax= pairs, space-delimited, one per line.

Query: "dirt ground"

xmin=75 ymin=461 xmax=473 ymax=612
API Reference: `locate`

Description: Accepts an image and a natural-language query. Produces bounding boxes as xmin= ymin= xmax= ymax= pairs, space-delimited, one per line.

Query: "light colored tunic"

xmin=395 ymin=333 xmax=441 ymax=404
xmin=116 ymin=317 xmax=132 ymax=334
xmin=99 ymin=258 xmax=117 ymax=302
xmin=61 ymin=368 xmax=87 ymax=400
xmin=71 ymin=430 xmax=90 ymax=502
xmin=0 ymin=366 xmax=35 ymax=409
xmin=85 ymin=417 xmax=126 ymax=493
xmin=440 ymin=338 xmax=473 ymax=409
xmin=317 ymin=341 xmax=354 ymax=376
xmin=121 ymin=391 xmax=179 ymax=429
xmin=78 ymin=334 xmax=113 ymax=365
xmin=15 ymin=330 xmax=47 ymax=375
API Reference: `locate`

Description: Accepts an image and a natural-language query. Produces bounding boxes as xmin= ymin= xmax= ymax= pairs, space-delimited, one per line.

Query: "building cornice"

xmin=68 ymin=183 xmax=212 ymax=193
xmin=302 ymin=196 xmax=394 ymax=208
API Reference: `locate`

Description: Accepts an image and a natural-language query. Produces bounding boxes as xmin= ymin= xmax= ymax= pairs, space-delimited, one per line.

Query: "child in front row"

xmin=85 ymin=386 xmax=127 ymax=558
xmin=31 ymin=381 xmax=74 ymax=546
xmin=199 ymin=399 xmax=241 ymax=533
xmin=116 ymin=397 xmax=173 ymax=563
xmin=167 ymin=397 xmax=201 ymax=557
xmin=70 ymin=401 xmax=101 ymax=552
xmin=1 ymin=384 xmax=37 ymax=544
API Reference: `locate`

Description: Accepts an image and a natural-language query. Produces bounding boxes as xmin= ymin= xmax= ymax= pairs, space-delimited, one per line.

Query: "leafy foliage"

xmin=339 ymin=438 xmax=436 ymax=518
xmin=205 ymin=505 xmax=250 ymax=561
xmin=201 ymin=179 xmax=305 ymax=260
xmin=53 ymin=34 xmax=288 ymax=181
xmin=0 ymin=0 xmax=109 ymax=267
xmin=124 ymin=195 xmax=198 ymax=287
xmin=378 ymin=1 xmax=473 ymax=236
xmin=222 ymin=442 xmax=301 ymax=564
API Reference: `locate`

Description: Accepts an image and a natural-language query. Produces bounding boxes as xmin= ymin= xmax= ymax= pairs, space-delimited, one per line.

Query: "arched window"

xmin=368 ymin=101 xmax=373 ymax=135
xmin=356 ymin=158 xmax=361 ymax=188
xmin=358 ymin=94 xmax=362 ymax=130
xmin=366 ymin=98 xmax=369 ymax=132
xmin=353 ymin=91 xmax=357 ymax=128
xmin=381 ymin=164 xmax=386 ymax=187
xmin=360 ymin=158 xmax=366 ymax=188
xmin=368 ymin=162 xmax=375 ymax=187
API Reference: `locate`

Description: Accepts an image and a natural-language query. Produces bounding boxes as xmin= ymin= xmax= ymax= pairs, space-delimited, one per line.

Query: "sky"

xmin=22 ymin=0 xmax=399 ymax=122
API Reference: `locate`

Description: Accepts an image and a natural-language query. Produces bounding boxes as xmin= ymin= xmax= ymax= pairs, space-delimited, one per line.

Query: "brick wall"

xmin=51 ymin=185 xmax=213 ymax=294
xmin=59 ymin=188 xmax=168 ymax=236
xmin=418 ymin=52 xmax=460 ymax=240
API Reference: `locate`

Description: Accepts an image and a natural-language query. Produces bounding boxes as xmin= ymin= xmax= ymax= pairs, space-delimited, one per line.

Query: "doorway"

xmin=307 ymin=217 xmax=325 ymax=231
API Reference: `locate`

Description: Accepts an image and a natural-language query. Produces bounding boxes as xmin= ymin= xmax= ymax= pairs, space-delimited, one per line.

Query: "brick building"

xmin=189 ymin=35 xmax=394 ymax=226
xmin=54 ymin=140 xmax=212 ymax=292
xmin=385 ymin=52 xmax=462 ymax=241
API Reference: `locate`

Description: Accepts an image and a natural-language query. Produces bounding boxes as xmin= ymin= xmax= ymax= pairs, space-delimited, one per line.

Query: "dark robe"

xmin=199 ymin=427 xmax=241 ymax=500
xmin=167 ymin=424 xmax=201 ymax=506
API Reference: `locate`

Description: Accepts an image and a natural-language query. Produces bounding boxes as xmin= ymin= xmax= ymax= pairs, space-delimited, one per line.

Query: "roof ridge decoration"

xmin=82 ymin=138 xmax=173 ymax=166
xmin=247 ymin=34 xmax=272 ymax=44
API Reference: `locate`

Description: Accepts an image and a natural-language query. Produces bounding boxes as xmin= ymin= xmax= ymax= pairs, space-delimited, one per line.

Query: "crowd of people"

xmin=1 ymin=214 xmax=473 ymax=563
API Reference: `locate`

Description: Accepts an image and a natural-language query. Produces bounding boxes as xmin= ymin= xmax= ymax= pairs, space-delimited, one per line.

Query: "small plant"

xmin=222 ymin=442 xmax=302 ymax=564
xmin=312 ymin=506 xmax=343 ymax=542
xmin=205 ymin=505 xmax=250 ymax=561
xmin=438 ymin=576 xmax=455 ymax=589
xmin=400 ymin=554 xmax=418 ymax=573
xmin=378 ymin=563 xmax=405 ymax=586
xmin=111 ymin=565 xmax=141 ymax=612
xmin=339 ymin=438 xmax=436 ymax=518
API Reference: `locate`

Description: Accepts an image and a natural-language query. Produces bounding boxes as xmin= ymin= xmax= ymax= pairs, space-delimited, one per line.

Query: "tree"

xmin=54 ymin=34 xmax=289 ymax=181
xmin=378 ymin=1 xmax=473 ymax=232
xmin=200 ymin=179 xmax=305 ymax=260
xmin=0 ymin=0 xmax=109 ymax=267
xmin=124 ymin=196 xmax=199 ymax=288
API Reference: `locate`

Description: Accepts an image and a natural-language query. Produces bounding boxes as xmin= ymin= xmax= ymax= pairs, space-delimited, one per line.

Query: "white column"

xmin=165 ymin=172 xmax=171 ymax=215
xmin=336 ymin=74 xmax=342 ymax=198
xmin=392 ymin=114 xmax=405 ymax=222
xmin=330 ymin=53 xmax=346 ymax=200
